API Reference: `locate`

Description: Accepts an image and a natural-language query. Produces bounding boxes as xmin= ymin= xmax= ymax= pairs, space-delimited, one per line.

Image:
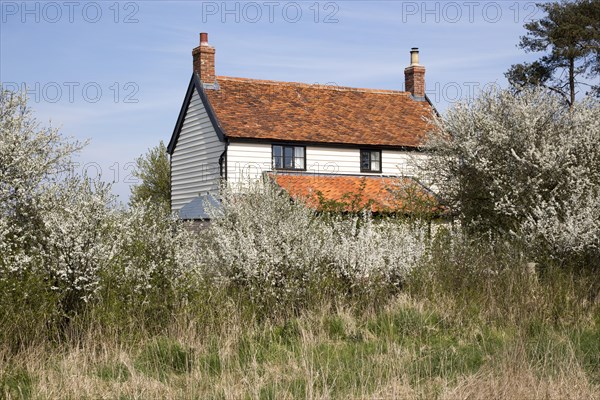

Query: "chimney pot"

xmin=410 ymin=48 xmax=419 ymax=66
xmin=200 ymin=32 xmax=208 ymax=45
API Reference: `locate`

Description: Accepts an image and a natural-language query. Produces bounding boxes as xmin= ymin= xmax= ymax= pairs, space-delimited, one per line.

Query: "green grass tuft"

xmin=95 ymin=361 xmax=131 ymax=383
xmin=134 ymin=336 xmax=193 ymax=380
xmin=1 ymin=367 xmax=33 ymax=400
xmin=324 ymin=316 xmax=346 ymax=340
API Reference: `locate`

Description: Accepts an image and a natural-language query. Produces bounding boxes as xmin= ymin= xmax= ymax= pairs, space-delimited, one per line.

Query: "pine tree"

xmin=505 ymin=0 xmax=600 ymax=107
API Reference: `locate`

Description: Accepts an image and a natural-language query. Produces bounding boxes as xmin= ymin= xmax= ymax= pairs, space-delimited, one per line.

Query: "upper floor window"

xmin=273 ymin=145 xmax=305 ymax=170
xmin=360 ymin=149 xmax=381 ymax=172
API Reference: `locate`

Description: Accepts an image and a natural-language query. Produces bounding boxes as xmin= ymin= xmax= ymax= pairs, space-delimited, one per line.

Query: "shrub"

xmin=203 ymin=181 xmax=333 ymax=311
xmin=202 ymin=181 xmax=429 ymax=313
xmin=129 ymin=140 xmax=170 ymax=212
xmin=424 ymin=88 xmax=600 ymax=265
xmin=0 ymin=90 xmax=203 ymax=335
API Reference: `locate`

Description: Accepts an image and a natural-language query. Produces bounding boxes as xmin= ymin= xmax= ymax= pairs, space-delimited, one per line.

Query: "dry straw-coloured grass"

xmin=442 ymin=339 xmax=599 ymax=400
xmin=2 ymin=293 xmax=598 ymax=400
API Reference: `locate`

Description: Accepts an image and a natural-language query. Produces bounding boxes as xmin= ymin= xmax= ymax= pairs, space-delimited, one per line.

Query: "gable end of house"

xmin=168 ymin=72 xmax=227 ymax=214
xmin=167 ymin=73 xmax=227 ymax=156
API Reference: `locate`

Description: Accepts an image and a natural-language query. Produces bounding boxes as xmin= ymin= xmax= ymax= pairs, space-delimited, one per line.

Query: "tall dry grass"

xmin=2 ymin=288 xmax=598 ymax=399
xmin=1 ymin=231 xmax=598 ymax=399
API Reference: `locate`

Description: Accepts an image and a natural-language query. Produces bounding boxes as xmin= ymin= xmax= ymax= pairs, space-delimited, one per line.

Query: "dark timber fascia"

xmin=228 ymin=137 xmax=425 ymax=152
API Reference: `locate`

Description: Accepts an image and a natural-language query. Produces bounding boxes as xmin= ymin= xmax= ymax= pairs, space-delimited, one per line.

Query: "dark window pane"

xmin=361 ymin=151 xmax=370 ymax=170
xmin=273 ymin=145 xmax=283 ymax=169
xmin=284 ymin=147 xmax=294 ymax=169
xmin=274 ymin=145 xmax=306 ymax=170
xmin=274 ymin=156 xmax=283 ymax=169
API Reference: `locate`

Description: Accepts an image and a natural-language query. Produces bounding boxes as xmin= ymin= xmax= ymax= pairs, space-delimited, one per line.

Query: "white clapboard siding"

xmin=171 ymin=91 xmax=225 ymax=211
xmin=226 ymin=142 xmax=428 ymax=186
xmin=382 ymin=151 xmax=429 ymax=176
xmin=226 ymin=142 xmax=272 ymax=185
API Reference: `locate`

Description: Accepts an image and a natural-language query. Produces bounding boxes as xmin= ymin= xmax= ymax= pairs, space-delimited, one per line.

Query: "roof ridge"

xmin=216 ymin=76 xmax=411 ymax=96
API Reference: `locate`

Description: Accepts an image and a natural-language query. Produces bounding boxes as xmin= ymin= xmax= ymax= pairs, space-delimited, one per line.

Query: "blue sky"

xmin=1 ymin=0 xmax=542 ymax=201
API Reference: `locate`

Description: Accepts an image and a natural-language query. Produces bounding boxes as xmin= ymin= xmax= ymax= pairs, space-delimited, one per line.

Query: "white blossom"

xmin=423 ymin=87 xmax=600 ymax=260
xmin=202 ymin=181 xmax=429 ymax=304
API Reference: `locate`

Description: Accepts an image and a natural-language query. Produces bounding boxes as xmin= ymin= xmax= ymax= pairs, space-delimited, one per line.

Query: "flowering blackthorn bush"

xmin=0 ymin=90 xmax=201 ymax=315
xmin=107 ymin=201 xmax=205 ymax=302
xmin=424 ymin=88 xmax=600 ymax=264
xmin=0 ymin=90 xmax=86 ymax=285
xmin=203 ymin=181 xmax=429 ymax=309
xmin=328 ymin=216 xmax=428 ymax=289
xmin=37 ymin=178 xmax=118 ymax=306
xmin=203 ymin=181 xmax=328 ymax=307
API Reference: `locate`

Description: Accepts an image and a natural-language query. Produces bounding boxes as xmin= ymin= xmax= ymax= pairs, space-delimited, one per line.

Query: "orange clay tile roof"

xmin=270 ymin=173 xmax=440 ymax=214
xmin=205 ymin=76 xmax=434 ymax=147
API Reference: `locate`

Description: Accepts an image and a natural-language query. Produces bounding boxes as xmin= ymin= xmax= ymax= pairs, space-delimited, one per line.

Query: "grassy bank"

xmin=2 ymin=256 xmax=598 ymax=400
xmin=1 ymin=298 xmax=598 ymax=399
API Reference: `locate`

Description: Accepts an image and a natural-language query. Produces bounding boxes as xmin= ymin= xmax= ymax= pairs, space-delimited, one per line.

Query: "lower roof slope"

xmin=178 ymin=193 xmax=221 ymax=220
xmin=270 ymin=173 xmax=440 ymax=214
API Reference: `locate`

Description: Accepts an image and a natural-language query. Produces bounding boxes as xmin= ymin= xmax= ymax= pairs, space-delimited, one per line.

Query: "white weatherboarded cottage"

xmin=167 ymin=33 xmax=437 ymax=219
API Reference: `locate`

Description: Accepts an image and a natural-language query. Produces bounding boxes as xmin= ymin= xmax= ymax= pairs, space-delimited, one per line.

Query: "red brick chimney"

xmin=192 ymin=32 xmax=216 ymax=84
xmin=404 ymin=48 xmax=425 ymax=99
